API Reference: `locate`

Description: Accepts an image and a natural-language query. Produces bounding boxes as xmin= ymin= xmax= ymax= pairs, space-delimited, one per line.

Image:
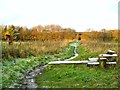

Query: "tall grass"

xmin=2 ymin=40 xmax=72 ymax=60
xmin=80 ymin=40 xmax=118 ymax=54
xmin=72 ymin=40 xmax=118 ymax=61
xmin=73 ymin=40 xmax=118 ymax=60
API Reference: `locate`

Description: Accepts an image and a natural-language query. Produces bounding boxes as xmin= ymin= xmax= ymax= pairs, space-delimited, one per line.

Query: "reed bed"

xmin=2 ymin=40 xmax=72 ymax=60
xmin=80 ymin=40 xmax=118 ymax=54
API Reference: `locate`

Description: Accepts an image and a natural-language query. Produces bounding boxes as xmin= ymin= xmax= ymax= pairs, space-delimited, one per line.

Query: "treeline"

xmin=81 ymin=29 xmax=119 ymax=41
xmin=0 ymin=24 xmax=78 ymax=41
xmin=1 ymin=24 xmax=118 ymax=42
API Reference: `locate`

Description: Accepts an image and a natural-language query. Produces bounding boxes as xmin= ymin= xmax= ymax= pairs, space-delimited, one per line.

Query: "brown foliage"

xmin=81 ymin=29 xmax=118 ymax=41
xmin=1 ymin=24 xmax=76 ymax=41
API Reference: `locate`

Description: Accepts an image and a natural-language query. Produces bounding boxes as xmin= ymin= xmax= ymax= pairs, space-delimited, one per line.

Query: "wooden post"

xmin=99 ymin=59 xmax=106 ymax=68
xmin=98 ymin=57 xmax=107 ymax=68
xmin=78 ymin=33 xmax=81 ymax=41
xmin=6 ymin=34 xmax=12 ymax=45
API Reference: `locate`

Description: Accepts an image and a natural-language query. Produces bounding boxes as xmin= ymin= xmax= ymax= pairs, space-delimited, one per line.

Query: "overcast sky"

xmin=0 ymin=0 xmax=119 ymax=32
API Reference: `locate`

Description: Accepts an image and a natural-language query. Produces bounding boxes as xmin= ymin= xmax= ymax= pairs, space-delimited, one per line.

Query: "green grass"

xmin=2 ymin=41 xmax=75 ymax=88
xmin=57 ymin=45 xmax=74 ymax=60
xmin=2 ymin=56 xmax=51 ymax=88
xmin=0 ymin=63 xmax=2 ymax=89
xmin=36 ymin=41 xmax=119 ymax=88
xmin=36 ymin=65 xmax=118 ymax=88
xmin=72 ymin=44 xmax=99 ymax=61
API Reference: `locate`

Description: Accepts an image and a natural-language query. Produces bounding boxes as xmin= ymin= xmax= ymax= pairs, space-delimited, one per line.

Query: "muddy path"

xmin=20 ymin=42 xmax=78 ymax=88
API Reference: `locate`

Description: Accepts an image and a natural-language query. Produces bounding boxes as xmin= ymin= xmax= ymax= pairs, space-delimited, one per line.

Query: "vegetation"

xmin=0 ymin=39 xmax=1 ymax=89
xmin=1 ymin=24 xmax=76 ymax=41
xmin=2 ymin=41 xmax=75 ymax=88
xmin=1 ymin=24 xmax=77 ymax=88
xmin=1 ymin=24 xmax=119 ymax=88
xmin=73 ymin=40 xmax=118 ymax=61
xmin=36 ymin=40 xmax=119 ymax=88
xmin=72 ymin=44 xmax=98 ymax=60
xmin=82 ymin=40 xmax=117 ymax=54
xmin=36 ymin=65 xmax=118 ymax=88
xmin=2 ymin=40 xmax=71 ymax=60
xmin=81 ymin=29 xmax=119 ymax=41
xmin=2 ymin=56 xmax=49 ymax=88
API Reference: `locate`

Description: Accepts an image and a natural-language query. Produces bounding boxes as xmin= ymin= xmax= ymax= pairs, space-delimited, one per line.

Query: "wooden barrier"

xmin=48 ymin=49 xmax=118 ymax=68
xmin=98 ymin=50 xmax=118 ymax=68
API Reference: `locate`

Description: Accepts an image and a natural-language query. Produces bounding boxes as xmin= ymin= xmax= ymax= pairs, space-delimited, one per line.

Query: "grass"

xmin=36 ymin=40 xmax=119 ymax=88
xmin=2 ymin=40 xmax=75 ymax=88
xmin=72 ymin=44 xmax=99 ymax=60
xmin=2 ymin=40 xmax=118 ymax=88
xmin=36 ymin=65 xmax=118 ymax=88
xmin=2 ymin=40 xmax=70 ymax=60
xmin=55 ymin=45 xmax=74 ymax=60
xmin=0 ymin=63 xmax=2 ymax=89
xmin=2 ymin=56 xmax=52 ymax=88
xmin=72 ymin=40 xmax=118 ymax=61
xmin=80 ymin=40 xmax=118 ymax=54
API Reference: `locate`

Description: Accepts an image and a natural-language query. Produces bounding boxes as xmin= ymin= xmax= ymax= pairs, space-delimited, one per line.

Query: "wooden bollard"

xmin=98 ymin=58 xmax=107 ymax=68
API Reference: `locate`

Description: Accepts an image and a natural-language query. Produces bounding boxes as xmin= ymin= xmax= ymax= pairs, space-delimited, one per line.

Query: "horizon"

xmin=0 ymin=0 xmax=119 ymax=32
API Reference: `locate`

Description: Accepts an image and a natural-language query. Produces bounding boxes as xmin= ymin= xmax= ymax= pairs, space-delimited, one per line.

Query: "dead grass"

xmin=2 ymin=40 xmax=74 ymax=60
xmin=80 ymin=40 xmax=118 ymax=54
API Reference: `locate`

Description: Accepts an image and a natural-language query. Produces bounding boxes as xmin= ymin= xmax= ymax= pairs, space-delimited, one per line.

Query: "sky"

xmin=0 ymin=0 xmax=119 ymax=32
